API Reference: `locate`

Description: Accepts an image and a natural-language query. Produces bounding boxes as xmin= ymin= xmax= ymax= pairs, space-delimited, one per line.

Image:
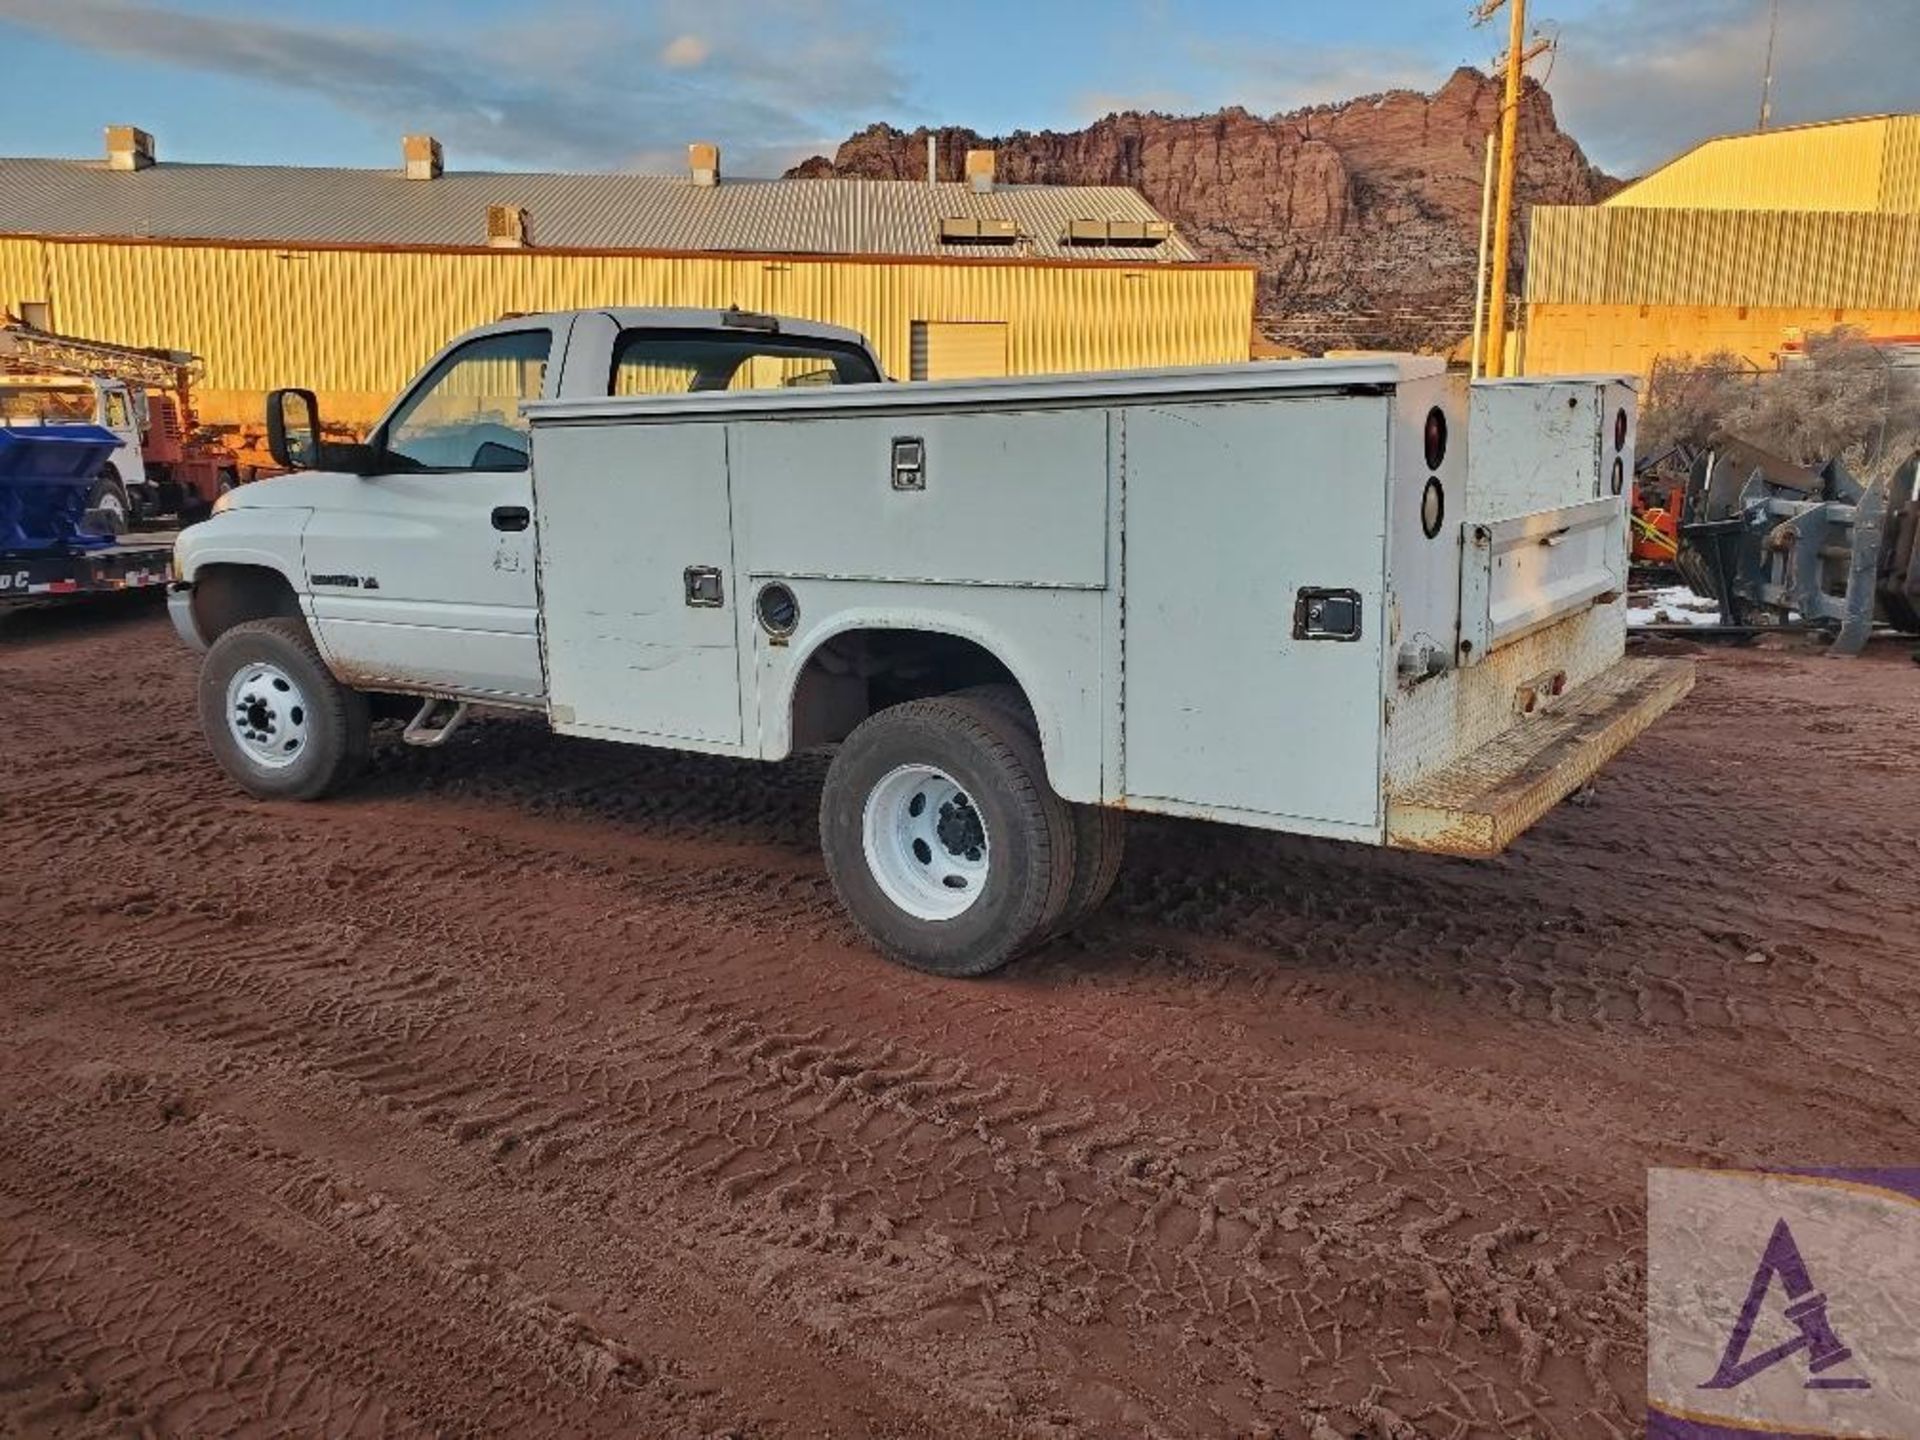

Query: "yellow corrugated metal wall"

xmin=1524 ymin=302 xmax=1920 ymax=378
xmin=920 ymin=321 xmax=1009 ymax=379
xmin=1884 ymin=116 xmax=1920 ymax=212
xmin=1528 ymin=207 xmax=1920 ymax=309
xmin=1604 ymin=117 xmax=1904 ymax=212
xmin=1524 ymin=203 xmax=1920 ymax=376
xmin=1526 ymin=115 xmax=1920 ymax=377
xmin=0 ymin=237 xmax=1254 ymax=426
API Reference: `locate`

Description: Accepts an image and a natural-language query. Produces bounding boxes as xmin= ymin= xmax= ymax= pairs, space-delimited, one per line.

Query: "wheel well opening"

xmin=790 ymin=628 xmax=1022 ymax=750
xmin=192 ymin=564 xmax=305 ymax=645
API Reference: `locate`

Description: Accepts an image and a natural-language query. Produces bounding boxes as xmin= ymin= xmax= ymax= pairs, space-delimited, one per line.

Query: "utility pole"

xmin=1473 ymin=0 xmax=1549 ymax=378
xmin=1470 ymin=133 xmax=1495 ymax=378
xmin=1758 ymin=0 xmax=1779 ymax=130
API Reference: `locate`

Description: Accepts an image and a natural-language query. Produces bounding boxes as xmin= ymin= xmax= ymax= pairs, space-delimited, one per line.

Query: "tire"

xmin=1056 ymin=803 xmax=1126 ymax=936
xmin=82 ymin=466 xmax=130 ymax=537
xmin=821 ymin=694 xmax=1076 ymax=977
xmin=957 ymin=683 xmax=1126 ymax=935
xmin=198 ymin=618 xmax=370 ymax=800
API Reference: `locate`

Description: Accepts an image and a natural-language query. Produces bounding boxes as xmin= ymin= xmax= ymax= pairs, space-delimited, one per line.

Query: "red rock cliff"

xmin=788 ymin=68 xmax=1616 ymax=353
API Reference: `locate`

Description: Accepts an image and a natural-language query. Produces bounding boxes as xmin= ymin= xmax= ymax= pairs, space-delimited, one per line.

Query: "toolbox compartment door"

xmin=533 ymin=420 xmax=743 ymax=748
xmin=1458 ymin=497 xmax=1625 ymax=660
xmin=1120 ymin=396 xmax=1389 ymax=836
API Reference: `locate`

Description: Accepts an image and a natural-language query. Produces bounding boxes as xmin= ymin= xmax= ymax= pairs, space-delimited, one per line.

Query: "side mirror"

xmin=266 ymin=388 xmax=380 ymax=474
xmin=266 ymin=387 xmax=323 ymax=470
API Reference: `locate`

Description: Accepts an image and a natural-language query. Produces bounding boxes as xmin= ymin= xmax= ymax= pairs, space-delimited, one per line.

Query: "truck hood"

xmin=217 ymin=468 xmax=364 ymax=511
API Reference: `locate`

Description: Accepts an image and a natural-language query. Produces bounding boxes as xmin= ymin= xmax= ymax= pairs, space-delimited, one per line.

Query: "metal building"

xmin=0 ymin=129 xmax=1255 ymax=426
xmin=1523 ymin=114 xmax=1920 ymax=377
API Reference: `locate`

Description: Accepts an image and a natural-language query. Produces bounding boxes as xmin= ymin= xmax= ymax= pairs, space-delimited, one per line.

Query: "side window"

xmin=383 ymin=330 xmax=551 ymax=472
xmin=609 ymin=331 xmax=879 ymax=397
xmin=103 ymin=390 xmax=132 ymax=430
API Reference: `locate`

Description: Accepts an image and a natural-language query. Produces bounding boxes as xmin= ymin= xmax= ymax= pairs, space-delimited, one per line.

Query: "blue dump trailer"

xmin=0 ymin=425 xmax=177 ymax=605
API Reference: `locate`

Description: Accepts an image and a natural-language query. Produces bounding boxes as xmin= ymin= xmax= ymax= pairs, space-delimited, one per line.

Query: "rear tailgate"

xmin=1382 ymin=376 xmax=1691 ymax=855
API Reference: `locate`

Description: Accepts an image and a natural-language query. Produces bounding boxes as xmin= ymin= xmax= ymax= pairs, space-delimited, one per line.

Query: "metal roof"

xmin=0 ymin=158 xmax=1201 ymax=263
xmin=1604 ymin=114 xmax=1920 ymax=214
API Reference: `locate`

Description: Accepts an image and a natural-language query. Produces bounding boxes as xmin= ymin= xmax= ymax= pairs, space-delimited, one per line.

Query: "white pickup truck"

xmin=171 ymin=306 xmax=1691 ymax=975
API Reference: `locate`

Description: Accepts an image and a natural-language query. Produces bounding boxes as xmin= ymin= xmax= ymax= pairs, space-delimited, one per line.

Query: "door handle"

xmin=684 ymin=566 xmax=724 ymax=607
xmin=491 ymin=505 xmax=530 ymax=532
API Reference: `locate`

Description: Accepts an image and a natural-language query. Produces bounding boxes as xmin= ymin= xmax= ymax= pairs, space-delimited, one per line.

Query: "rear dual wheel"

xmin=820 ymin=691 xmax=1124 ymax=977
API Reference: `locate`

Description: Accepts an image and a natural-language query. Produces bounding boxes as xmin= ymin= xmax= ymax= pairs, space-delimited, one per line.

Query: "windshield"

xmin=0 ymin=385 xmax=97 ymax=424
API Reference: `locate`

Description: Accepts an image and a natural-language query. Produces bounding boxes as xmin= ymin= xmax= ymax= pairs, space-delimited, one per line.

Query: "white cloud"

xmin=1541 ymin=0 xmax=1920 ymax=176
xmin=1183 ymin=38 xmax=1443 ymax=116
xmin=659 ymin=33 xmax=711 ymax=70
xmin=0 ymin=0 xmax=905 ymax=175
xmin=1074 ymin=88 xmax=1197 ymax=121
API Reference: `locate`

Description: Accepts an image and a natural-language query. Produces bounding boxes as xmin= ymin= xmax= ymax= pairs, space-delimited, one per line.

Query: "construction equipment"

xmin=0 ymin=424 xmax=177 ymax=606
xmin=0 ymin=317 xmax=245 ymax=523
xmin=1630 ymin=443 xmax=1705 ymax=571
xmin=1676 ymin=434 xmax=1920 ymax=654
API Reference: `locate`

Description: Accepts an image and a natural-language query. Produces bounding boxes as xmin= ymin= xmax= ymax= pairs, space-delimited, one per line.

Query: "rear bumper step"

xmin=1385 ymin=656 xmax=1694 ymax=857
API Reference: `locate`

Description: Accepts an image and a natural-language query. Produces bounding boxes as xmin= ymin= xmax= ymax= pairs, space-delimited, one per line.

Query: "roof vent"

xmin=939 ymin=216 xmax=1018 ymax=245
xmin=1064 ymin=218 xmax=1172 ymax=247
xmin=403 ymin=134 xmax=443 ymax=181
xmin=688 ymin=142 xmax=720 ymax=188
xmin=486 ymin=204 xmax=531 ymax=249
xmin=965 ymin=148 xmax=996 ymax=193
xmin=105 ymin=125 xmax=154 ymax=172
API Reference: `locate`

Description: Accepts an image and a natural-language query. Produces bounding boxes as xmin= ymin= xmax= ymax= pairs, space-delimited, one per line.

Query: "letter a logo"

xmin=1702 ymin=1219 xmax=1870 ymax=1392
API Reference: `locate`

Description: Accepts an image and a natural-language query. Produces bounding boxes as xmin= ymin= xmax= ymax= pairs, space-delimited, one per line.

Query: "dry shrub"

xmin=1640 ymin=328 xmax=1920 ymax=478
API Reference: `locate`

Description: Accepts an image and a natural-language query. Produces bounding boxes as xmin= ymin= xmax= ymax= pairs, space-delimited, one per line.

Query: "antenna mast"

xmin=1758 ymin=0 xmax=1779 ymax=130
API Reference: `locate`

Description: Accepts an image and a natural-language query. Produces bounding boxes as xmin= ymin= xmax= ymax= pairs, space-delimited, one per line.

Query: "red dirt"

xmin=2 ymin=598 xmax=1916 ymax=1439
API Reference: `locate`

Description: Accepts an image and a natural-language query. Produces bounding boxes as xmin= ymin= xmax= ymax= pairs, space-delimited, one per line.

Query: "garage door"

xmin=911 ymin=321 xmax=1009 ymax=380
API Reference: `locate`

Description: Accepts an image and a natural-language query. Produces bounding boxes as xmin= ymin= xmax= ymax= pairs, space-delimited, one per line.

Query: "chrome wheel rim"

xmin=861 ymin=763 xmax=990 ymax=921
xmin=87 ymin=485 xmax=127 ymax=533
xmin=225 ymin=662 xmax=310 ymax=770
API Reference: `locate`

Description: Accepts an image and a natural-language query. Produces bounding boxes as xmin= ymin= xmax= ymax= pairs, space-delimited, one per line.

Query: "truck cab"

xmin=176 ymin=308 xmax=883 ymax=701
xmin=172 ymin=307 xmax=1689 ymax=977
xmin=0 ymin=375 xmax=149 ymax=530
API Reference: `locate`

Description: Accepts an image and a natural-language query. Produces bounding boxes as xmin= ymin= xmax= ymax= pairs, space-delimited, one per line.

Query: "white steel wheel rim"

xmin=225 ymin=662 xmax=311 ymax=770
xmin=861 ymin=763 xmax=991 ymax=921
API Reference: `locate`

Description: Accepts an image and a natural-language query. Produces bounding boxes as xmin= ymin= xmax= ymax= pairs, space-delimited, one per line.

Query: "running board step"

xmin=402 ymin=698 xmax=470 ymax=748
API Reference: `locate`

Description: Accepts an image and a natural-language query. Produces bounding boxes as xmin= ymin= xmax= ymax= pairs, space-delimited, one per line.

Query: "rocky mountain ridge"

xmin=788 ymin=67 xmax=1618 ymax=353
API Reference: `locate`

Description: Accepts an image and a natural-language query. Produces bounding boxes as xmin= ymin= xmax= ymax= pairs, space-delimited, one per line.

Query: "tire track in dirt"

xmin=7 ymin=607 xmax=1920 ymax=1436
xmin=9 ymin=869 xmax=1642 ymax=1436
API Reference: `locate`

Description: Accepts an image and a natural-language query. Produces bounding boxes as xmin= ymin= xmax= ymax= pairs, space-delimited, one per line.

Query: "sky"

xmin=0 ymin=0 xmax=1913 ymax=180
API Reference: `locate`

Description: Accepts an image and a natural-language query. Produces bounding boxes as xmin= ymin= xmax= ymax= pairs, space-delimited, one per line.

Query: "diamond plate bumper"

xmin=1385 ymin=656 xmax=1694 ymax=857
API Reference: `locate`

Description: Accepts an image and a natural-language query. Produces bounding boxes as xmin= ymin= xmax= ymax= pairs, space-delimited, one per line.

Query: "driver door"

xmin=302 ymin=325 xmax=557 ymax=701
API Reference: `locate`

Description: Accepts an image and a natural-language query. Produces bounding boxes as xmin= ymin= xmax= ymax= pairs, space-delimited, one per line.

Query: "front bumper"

xmin=168 ymin=582 xmax=208 ymax=652
xmin=1384 ymin=656 xmax=1694 ymax=857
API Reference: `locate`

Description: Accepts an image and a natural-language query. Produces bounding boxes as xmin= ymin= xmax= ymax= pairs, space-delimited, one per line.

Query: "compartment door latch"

xmin=1292 ymin=587 xmax=1363 ymax=642
xmin=891 ymin=436 xmax=925 ymax=491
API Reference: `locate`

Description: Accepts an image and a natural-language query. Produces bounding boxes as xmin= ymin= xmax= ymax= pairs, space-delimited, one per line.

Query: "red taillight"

xmin=1423 ymin=407 xmax=1448 ymax=470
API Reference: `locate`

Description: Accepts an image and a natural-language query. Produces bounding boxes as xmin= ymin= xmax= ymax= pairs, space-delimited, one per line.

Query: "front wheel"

xmin=821 ymin=695 xmax=1076 ymax=976
xmin=82 ymin=467 xmax=130 ymax=537
xmin=198 ymin=618 xmax=370 ymax=800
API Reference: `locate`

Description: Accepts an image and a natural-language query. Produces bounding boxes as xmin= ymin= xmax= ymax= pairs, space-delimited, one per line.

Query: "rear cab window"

xmin=609 ymin=330 xmax=880 ymax=397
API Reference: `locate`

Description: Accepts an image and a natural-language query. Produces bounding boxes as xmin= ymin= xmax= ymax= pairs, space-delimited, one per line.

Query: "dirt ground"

xmin=1 ymin=597 xmax=1915 ymax=1439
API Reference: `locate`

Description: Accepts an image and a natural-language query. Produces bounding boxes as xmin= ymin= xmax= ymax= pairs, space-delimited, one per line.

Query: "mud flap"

xmin=1384 ymin=656 xmax=1694 ymax=857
